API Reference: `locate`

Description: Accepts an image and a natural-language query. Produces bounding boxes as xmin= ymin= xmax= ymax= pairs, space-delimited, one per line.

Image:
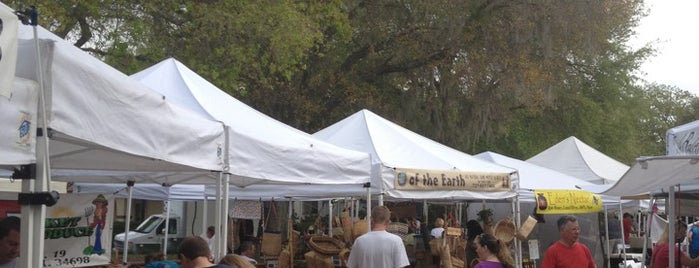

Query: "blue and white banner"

xmin=0 ymin=2 xmax=19 ymax=98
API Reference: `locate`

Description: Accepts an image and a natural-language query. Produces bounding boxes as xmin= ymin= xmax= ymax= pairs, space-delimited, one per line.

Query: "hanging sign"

xmin=43 ymin=193 xmax=115 ymax=267
xmin=393 ymin=168 xmax=511 ymax=191
xmin=533 ymin=189 xmax=602 ymax=214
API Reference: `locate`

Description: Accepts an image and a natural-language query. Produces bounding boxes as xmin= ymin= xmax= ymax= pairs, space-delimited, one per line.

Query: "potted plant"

xmin=477 ymin=208 xmax=493 ymax=225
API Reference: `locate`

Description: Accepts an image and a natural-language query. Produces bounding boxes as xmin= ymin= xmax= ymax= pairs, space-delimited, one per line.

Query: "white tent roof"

xmin=666 ymin=119 xmax=699 ymax=156
xmin=130 ymin=58 xmax=371 ymax=187
xmin=313 ymin=109 xmax=517 ymax=200
xmin=475 ymin=151 xmax=621 ymax=204
xmin=1 ymin=25 xmax=227 ymax=174
xmin=73 ymin=182 xmax=366 ymax=201
xmin=582 ymin=156 xmax=699 ymax=197
xmin=475 ymin=151 xmax=594 ymax=190
xmin=74 ymin=183 xmax=205 ymax=201
xmin=526 ymin=136 xmax=629 ymax=185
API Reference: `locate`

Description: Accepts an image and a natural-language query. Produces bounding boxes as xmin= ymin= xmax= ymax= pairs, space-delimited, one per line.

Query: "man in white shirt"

xmin=239 ymin=240 xmax=257 ymax=264
xmin=200 ymin=226 xmax=216 ymax=257
xmin=348 ymin=206 xmax=410 ymax=268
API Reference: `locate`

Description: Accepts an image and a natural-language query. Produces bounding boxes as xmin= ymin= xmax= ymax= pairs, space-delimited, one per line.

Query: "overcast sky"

xmin=631 ymin=0 xmax=699 ymax=96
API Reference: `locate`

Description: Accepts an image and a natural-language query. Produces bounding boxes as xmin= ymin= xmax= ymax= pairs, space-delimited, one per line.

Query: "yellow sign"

xmin=393 ymin=168 xmax=511 ymax=191
xmin=533 ymin=190 xmax=603 ymax=214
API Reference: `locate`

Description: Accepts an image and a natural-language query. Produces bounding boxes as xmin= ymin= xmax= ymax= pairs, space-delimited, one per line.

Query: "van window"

xmin=168 ymin=219 xmax=177 ymax=235
xmin=134 ymin=216 xmax=163 ymax=233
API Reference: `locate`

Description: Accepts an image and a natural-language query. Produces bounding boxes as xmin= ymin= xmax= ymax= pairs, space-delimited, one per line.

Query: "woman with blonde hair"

xmin=431 ymin=217 xmax=445 ymax=238
xmin=653 ymin=219 xmax=699 ymax=268
xmin=473 ymin=233 xmax=514 ymax=268
xmin=219 ymin=254 xmax=256 ymax=268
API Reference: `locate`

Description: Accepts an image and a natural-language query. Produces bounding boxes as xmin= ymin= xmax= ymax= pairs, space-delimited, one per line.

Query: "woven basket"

xmin=308 ymin=236 xmax=343 ymax=255
xmin=387 ymin=222 xmax=409 ymax=234
xmin=494 ymin=219 xmax=515 ymax=243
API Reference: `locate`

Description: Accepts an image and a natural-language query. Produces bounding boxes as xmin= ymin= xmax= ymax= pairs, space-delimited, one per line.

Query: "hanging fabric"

xmin=230 ymin=199 xmax=262 ymax=219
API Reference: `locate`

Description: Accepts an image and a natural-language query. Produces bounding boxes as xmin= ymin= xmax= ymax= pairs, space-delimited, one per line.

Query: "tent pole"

xmin=604 ymin=205 xmax=610 ymax=268
xmin=329 ymin=200 xmax=334 ymax=237
xmin=669 ymin=185 xmax=676 ymax=268
xmin=203 ymin=195 xmax=208 ymax=237
xmin=214 ymin=173 xmax=223 ymax=261
xmin=20 ymin=16 xmax=50 ymax=268
xmin=221 ymin=173 xmax=230 ymax=258
xmin=289 ymin=198 xmax=294 ymax=268
xmin=641 ymin=197 xmax=654 ymax=267
xmin=122 ymin=181 xmax=134 ymax=266
xmin=513 ymin=173 xmax=522 ymax=268
xmin=619 ymin=202 xmax=626 ymax=264
xmin=366 ymin=187 xmax=372 ymax=231
xmin=163 ymin=187 xmax=172 ymax=257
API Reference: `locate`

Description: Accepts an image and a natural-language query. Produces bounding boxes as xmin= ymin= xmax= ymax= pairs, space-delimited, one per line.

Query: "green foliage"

xmin=7 ymin=0 xmax=698 ymax=164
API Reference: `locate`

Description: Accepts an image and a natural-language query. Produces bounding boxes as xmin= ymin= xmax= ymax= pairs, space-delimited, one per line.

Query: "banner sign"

xmin=393 ymin=168 xmax=511 ymax=191
xmin=666 ymin=122 xmax=699 ymax=155
xmin=44 ymin=193 xmax=114 ymax=267
xmin=534 ymin=189 xmax=602 ymax=214
xmin=0 ymin=2 xmax=19 ymax=98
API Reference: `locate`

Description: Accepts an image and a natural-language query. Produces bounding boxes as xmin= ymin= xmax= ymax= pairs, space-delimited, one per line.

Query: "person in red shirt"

xmin=652 ymin=219 xmax=699 ymax=268
xmin=541 ymin=215 xmax=595 ymax=268
xmin=622 ymin=213 xmax=635 ymax=243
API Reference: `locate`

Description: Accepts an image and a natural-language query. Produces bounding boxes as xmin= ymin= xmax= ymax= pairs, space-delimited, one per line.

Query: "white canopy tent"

xmin=527 ymin=136 xmax=630 ymax=185
xmin=131 ymin=58 xmax=373 ymax=261
xmin=1 ymin=30 xmax=227 ymax=173
xmin=131 ymin=58 xmax=372 ymax=187
xmin=313 ymin=109 xmax=517 ymax=200
xmin=0 ymin=18 xmax=230 ymax=267
xmin=582 ymin=155 xmax=699 ymax=268
xmin=474 ymin=151 xmax=620 ymax=200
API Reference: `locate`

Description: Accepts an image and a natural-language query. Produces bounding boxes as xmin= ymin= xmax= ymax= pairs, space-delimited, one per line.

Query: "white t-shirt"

xmin=430 ymin=227 xmax=445 ymax=238
xmin=347 ymin=230 xmax=410 ymax=268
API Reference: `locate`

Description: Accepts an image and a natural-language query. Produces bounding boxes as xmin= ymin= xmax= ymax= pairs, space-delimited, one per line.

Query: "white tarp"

xmin=667 ymin=119 xmax=699 ymax=156
xmin=583 ymin=156 xmax=699 ymax=197
xmin=313 ymin=109 xmax=517 ymax=200
xmin=73 ymin=182 xmax=364 ymax=201
xmin=0 ymin=2 xmax=18 ymax=97
xmin=1 ymin=24 xmax=227 ymax=173
xmin=0 ymin=77 xmax=37 ymax=166
xmin=74 ymin=183 xmax=205 ymax=201
xmin=131 ymin=58 xmax=372 ymax=187
xmin=526 ymin=136 xmax=629 ymax=185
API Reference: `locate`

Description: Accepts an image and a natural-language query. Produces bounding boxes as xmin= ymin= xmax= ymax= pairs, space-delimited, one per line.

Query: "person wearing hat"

xmin=90 ymin=194 xmax=109 ymax=255
xmin=431 ymin=218 xmax=445 ymax=238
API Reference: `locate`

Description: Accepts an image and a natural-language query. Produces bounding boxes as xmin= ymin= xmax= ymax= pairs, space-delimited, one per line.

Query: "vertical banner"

xmin=0 ymin=2 xmax=19 ymax=98
xmin=44 ymin=193 xmax=114 ymax=267
xmin=533 ymin=189 xmax=602 ymax=214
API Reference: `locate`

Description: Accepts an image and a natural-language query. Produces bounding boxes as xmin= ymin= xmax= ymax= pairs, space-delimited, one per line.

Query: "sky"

xmin=631 ymin=0 xmax=699 ymax=95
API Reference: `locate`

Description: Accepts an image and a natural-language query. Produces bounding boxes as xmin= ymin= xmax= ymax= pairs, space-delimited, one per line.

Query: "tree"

xmin=10 ymin=0 xmax=692 ymax=163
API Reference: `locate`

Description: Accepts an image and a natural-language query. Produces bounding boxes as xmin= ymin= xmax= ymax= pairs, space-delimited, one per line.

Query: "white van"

xmin=113 ymin=213 xmax=185 ymax=254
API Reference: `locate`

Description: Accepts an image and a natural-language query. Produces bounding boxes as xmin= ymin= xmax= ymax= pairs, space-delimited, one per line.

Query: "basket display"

xmin=387 ymin=222 xmax=409 ymax=240
xmin=308 ymin=236 xmax=343 ymax=255
xmin=493 ymin=219 xmax=516 ymax=243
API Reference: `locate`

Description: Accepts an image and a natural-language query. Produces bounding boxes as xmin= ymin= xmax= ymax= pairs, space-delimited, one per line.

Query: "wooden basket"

xmin=308 ymin=236 xmax=343 ymax=255
xmin=494 ymin=219 xmax=515 ymax=243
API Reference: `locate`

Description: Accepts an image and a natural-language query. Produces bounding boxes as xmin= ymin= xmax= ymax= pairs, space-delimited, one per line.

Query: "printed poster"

xmin=394 ymin=167 xmax=511 ymax=191
xmin=44 ymin=193 xmax=115 ymax=267
xmin=533 ymin=189 xmax=602 ymax=214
